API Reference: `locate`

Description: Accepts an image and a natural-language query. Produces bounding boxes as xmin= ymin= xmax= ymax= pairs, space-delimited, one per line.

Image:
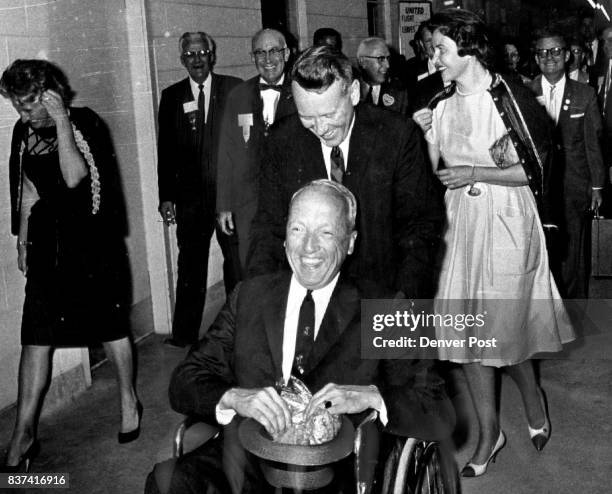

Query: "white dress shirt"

xmin=568 ymin=69 xmax=579 ymax=82
xmin=216 ymin=273 xmax=388 ymax=425
xmin=319 ymin=115 xmax=356 ymax=178
xmin=541 ymin=74 xmax=565 ymax=124
xmin=259 ymin=74 xmax=285 ymax=126
xmin=189 ymin=74 xmax=211 ymax=123
xmin=370 ymin=84 xmax=381 ymax=105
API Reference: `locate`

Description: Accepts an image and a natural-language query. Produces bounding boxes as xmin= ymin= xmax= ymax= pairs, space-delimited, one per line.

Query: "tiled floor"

xmin=1 ymin=302 xmax=611 ymax=494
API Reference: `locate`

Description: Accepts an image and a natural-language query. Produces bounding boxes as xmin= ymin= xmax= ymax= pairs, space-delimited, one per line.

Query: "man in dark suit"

xmin=157 ymin=32 xmax=241 ymax=347
xmin=144 ymin=180 xmax=454 ymax=494
xmin=356 ymin=37 xmax=410 ymax=116
xmin=580 ymin=11 xmax=607 ymax=90
xmin=247 ymin=45 xmax=444 ymax=299
xmin=530 ymin=31 xmax=606 ymax=298
xmin=599 ymin=27 xmax=612 ymax=173
xmin=403 ymin=22 xmax=437 ymax=90
xmin=216 ymin=29 xmax=296 ymax=274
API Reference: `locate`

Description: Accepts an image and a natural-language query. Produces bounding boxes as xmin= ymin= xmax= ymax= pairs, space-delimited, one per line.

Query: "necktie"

xmin=548 ymin=84 xmax=557 ymax=123
xmin=330 ymin=146 xmax=345 ymax=183
xmin=259 ymin=83 xmax=282 ymax=92
xmin=198 ymin=83 xmax=205 ymax=122
xmin=292 ymin=290 xmax=315 ymax=376
xmin=366 ymin=85 xmax=374 ymax=104
xmin=588 ymin=42 xmax=595 ymax=66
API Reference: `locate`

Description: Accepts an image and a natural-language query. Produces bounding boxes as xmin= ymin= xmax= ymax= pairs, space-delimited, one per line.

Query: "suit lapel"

xmin=263 ymin=274 xmax=292 ymax=379
xmin=345 ymin=106 xmax=376 ymax=190
xmin=275 ymin=76 xmax=295 ymax=120
xmin=557 ymin=82 xmax=572 ymax=128
xmin=249 ymin=78 xmax=264 ymax=124
xmin=299 ymin=130 xmax=327 ymax=181
xmin=208 ymin=74 xmax=218 ymax=128
xmin=306 ymin=278 xmax=360 ymax=372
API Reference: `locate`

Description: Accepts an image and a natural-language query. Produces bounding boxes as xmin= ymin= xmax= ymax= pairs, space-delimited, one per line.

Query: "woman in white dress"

xmin=415 ymin=9 xmax=574 ymax=477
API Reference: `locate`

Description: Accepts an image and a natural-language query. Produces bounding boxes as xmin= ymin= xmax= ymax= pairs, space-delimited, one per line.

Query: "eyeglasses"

xmin=362 ymin=55 xmax=391 ymax=63
xmin=182 ymin=49 xmax=212 ymax=60
xmin=535 ymin=47 xmax=564 ymax=59
xmin=570 ymin=48 xmax=584 ymax=55
xmin=252 ymin=48 xmax=286 ymax=60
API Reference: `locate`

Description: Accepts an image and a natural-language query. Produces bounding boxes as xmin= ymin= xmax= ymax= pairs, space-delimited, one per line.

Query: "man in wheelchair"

xmin=145 ymin=180 xmax=455 ymax=493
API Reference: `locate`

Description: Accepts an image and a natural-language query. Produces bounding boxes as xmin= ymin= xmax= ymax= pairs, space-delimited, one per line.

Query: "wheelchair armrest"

xmin=173 ymin=416 xmax=220 ymax=458
xmin=354 ymin=409 xmax=380 ymax=494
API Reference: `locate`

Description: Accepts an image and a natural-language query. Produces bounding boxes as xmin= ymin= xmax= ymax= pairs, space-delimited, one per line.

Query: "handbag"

xmin=590 ymin=206 xmax=612 ymax=277
xmin=489 ymin=133 xmax=520 ymax=169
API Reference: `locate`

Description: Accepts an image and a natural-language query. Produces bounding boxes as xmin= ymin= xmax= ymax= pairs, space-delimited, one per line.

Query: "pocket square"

xmin=569 ymin=113 xmax=585 ymax=119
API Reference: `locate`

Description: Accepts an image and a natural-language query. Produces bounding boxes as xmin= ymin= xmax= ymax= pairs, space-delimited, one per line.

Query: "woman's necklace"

xmin=456 ymin=73 xmax=493 ymax=96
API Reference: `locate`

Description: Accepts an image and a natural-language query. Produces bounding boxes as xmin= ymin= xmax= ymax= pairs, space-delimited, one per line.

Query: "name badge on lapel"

xmin=382 ymin=94 xmax=395 ymax=106
xmin=183 ymin=101 xmax=198 ymax=131
xmin=238 ymin=113 xmax=254 ymax=143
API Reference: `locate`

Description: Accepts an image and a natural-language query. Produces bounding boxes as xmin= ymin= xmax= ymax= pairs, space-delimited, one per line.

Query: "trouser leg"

xmin=172 ymin=216 xmax=214 ymax=344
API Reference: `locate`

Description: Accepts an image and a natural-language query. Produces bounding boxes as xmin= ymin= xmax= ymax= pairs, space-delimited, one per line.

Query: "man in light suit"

xmin=144 ymin=180 xmax=454 ymax=494
xmin=157 ymin=32 xmax=241 ymax=347
xmin=530 ymin=31 xmax=606 ymax=298
xmin=357 ymin=37 xmax=410 ymax=116
xmin=216 ymin=29 xmax=296 ymax=274
xmin=247 ymin=45 xmax=444 ymax=299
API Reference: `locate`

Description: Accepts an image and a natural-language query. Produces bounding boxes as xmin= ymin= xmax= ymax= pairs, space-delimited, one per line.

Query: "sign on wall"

xmin=398 ymin=1 xmax=432 ymax=58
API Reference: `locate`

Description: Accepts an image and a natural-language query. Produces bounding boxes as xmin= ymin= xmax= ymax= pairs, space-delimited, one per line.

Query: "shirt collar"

xmin=289 ymin=272 xmax=340 ymax=306
xmin=189 ymin=73 xmax=210 ymax=94
xmin=541 ymin=73 xmax=566 ymax=93
xmin=258 ymin=73 xmax=285 ymax=87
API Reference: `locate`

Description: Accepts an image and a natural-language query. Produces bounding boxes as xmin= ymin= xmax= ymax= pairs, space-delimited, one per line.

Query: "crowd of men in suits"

xmin=145 ymin=15 xmax=612 ymax=491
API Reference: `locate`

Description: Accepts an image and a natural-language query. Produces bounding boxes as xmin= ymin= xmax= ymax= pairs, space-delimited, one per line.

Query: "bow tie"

xmin=259 ymin=83 xmax=282 ymax=92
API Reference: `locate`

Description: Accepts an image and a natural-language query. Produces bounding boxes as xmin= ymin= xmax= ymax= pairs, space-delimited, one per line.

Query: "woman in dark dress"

xmin=1 ymin=59 xmax=141 ymax=472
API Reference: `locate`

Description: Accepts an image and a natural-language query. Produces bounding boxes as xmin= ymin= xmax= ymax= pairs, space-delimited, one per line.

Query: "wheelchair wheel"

xmin=379 ymin=438 xmax=453 ymax=494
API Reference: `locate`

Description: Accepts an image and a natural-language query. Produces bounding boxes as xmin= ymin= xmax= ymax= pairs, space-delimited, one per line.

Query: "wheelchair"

xmin=164 ymin=410 xmax=457 ymax=494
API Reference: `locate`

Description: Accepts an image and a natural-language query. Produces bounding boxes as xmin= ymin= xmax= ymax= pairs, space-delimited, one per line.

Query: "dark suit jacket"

xmin=411 ymin=71 xmax=445 ymax=114
xmin=169 ymin=272 xmax=453 ymax=441
xmin=402 ymin=56 xmax=430 ymax=89
xmin=246 ymin=104 xmax=445 ymax=299
xmin=359 ymin=78 xmax=410 ymax=116
xmin=529 ymin=75 xmax=605 ymax=198
xmin=597 ymin=59 xmax=612 ymax=167
xmin=216 ymin=75 xmax=296 ymax=216
xmin=157 ymin=73 xmax=241 ymax=213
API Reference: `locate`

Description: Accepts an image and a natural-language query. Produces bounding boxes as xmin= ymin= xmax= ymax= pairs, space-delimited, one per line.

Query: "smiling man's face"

xmin=180 ymin=36 xmax=213 ymax=83
xmin=285 ymin=187 xmax=356 ymax=290
xmin=292 ymin=78 xmax=360 ymax=148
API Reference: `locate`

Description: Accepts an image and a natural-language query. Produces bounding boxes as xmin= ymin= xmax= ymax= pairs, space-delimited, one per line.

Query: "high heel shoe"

xmin=118 ymin=402 xmax=143 ymax=444
xmin=461 ymin=430 xmax=506 ymax=478
xmin=528 ymin=388 xmax=551 ymax=452
xmin=1 ymin=440 xmax=40 ymax=473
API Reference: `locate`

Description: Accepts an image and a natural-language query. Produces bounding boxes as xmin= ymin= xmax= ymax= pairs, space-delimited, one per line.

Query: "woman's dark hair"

xmin=428 ymin=8 xmax=495 ymax=71
xmin=0 ymin=59 xmax=76 ymax=106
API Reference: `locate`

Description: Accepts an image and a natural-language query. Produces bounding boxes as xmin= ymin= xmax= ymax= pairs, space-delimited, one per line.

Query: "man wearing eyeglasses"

xmin=356 ymin=37 xmax=410 ymax=116
xmin=157 ymin=32 xmax=241 ymax=347
xmin=567 ymin=38 xmax=589 ymax=84
xmin=529 ymin=30 xmax=605 ymax=298
xmin=216 ymin=29 xmax=296 ymax=275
